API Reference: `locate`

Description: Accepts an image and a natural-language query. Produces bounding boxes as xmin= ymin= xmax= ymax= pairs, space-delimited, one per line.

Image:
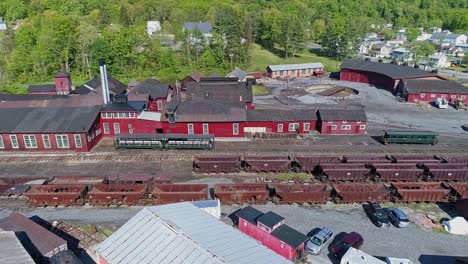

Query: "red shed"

xmin=236 ymin=206 xmax=308 ymax=260
xmin=318 ymin=109 xmax=367 ymax=134
xmin=402 ymin=79 xmax=468 ymax=104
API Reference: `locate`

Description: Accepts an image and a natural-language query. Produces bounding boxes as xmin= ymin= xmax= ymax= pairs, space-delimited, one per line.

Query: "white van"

xmin=340 ymin=248 xmax=413 ymax=264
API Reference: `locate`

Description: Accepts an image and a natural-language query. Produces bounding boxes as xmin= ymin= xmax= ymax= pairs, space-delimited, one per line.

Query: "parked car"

xmin=384 ymin=207 xmax=410 ymax=228
xmin=331 ymin=231 xmax=364 ymax=258
xmin=306 ymin=227 xmax=334 ymax=255
xmin=365 ymin=203 xmax=391 ymax=227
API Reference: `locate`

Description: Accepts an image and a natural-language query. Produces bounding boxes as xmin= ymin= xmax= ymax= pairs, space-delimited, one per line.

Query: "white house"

xmin=371 ymin=43 xmax=392 ymax=58
xmin=183 ymin=22 xmax=213 ymax=45
xmin=430 ymin=33 xmax=467 ymax=47
xmin=416 ymin=32 xmax=432 ymax=41
xmin=392 ymin=48 xmax=414 ymax=62
xmin=443 ymin=46 xmax=465 ymax=57
xmin=428 ymin=53 xmax=450 ymax=68
xmin=146 ymin=21 xmax=161 ymax=36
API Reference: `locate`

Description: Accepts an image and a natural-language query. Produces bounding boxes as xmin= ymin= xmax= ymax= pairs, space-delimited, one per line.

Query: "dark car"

xmin=385 ymin=207 xmax=410 ymax=228
xmin=366 ymin=203 xmax=391 ymax=227
xmin=331 ymin=231 xmax=364 ymax=258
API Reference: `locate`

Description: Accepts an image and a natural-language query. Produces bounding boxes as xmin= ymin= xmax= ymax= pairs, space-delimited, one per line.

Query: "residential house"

xmin=364 ymin=32 xmax=378 ymax=41
xmin=430 ymin=33 xmax=467 ymax=47
xmin=443 ymin=46 xmax=465 ymax=57
xmin=0 ymin=17 xmax=6 ymax=32
xmin=416 ymin=32 xmax=432 ymax=41
xmin=226 ymin=67 xmax=247 ymax=82
xmin=428 ymin=53 xmax=450 ymax=68
xmin=146 ymin=21 xmax=161 ymax=36
xmin=358 ymin=42 xmax=371 ymax=55
xmin=370 ymin=43 xmax=391 ymax=58
xmin=183 ymin=22 xmax=212 ymax=44
xmin=392 ymin=48 xmax=414 ymax=62
xmin=430 ymin=27 xmax=442 ymax=34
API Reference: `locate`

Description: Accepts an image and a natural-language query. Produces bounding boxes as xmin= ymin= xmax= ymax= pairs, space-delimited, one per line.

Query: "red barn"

xmin=402 ymin=79 xmax=468 ymax=104
xmin=340 ymin=60 xmax=443 ymax=92
xmin=245 ymin=109 xmax=317 ymax=136
xmin=128 ymin=78 xmax=171 ymax=112
xmin=318 ymin=109 xmax=367 ymax=134
xmin=236 ymin=206 xmax=308 ymax=260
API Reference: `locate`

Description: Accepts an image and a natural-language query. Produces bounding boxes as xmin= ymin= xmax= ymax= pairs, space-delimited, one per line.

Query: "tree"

xmin=410 ymin=41 xmax=435 ymax=61
xmin=406 ymin=27 xmax=420 ymax=42
xmin=310 ymin=19 xmax=326 ymax=42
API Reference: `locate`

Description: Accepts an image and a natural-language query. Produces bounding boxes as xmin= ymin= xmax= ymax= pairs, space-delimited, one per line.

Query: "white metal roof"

xmin=98 ymin=202 xmax=291 ymax=264
xmin=267 ymin=63 xmax=324 ymax=71
xmin=0 ymin=231 xmax=35 ymax=264
xmin=138 ymin=111 xmax=161 ymax=121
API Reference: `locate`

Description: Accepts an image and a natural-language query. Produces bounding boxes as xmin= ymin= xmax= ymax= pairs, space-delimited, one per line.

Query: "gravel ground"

xmin=222 ymin=204 xmax=468 ymax=264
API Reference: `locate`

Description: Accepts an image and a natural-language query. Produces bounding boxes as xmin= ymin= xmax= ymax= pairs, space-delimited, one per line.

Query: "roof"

xmin=226 ymin=67 xmax=247 ymax=81
xmin=0 ymin=94 xmax=104 ymax=108
xmin=128 ymin=78 xmax=169 ymax=99
xmin=340 ymin=60 xmax=436 ymax=79
xmin=405 ymin=79 xmax=468 ymax=94
xmin=192 ymin=200 xmax=220 ymax=209
xmin=246 ymin=109 xmax=317 ymax=122
xmin=98 ymin=202 xmax=291 ymax=264
xmin=175 ymin=101 xmax=246 ymax=122
xmin=0 ymin=106 xmax=101 ymax=133
xmin=256 ymin=212 xmax=284 ymax=229
xmin=75 ymin=75 xmax=127 ymax=95
xmin=183 ymin=71 xmax=203 ymax=82
xmin=392 ymin=48 xmax=411 ymax=53
xmin=0 ymin=213 xmax=67 ymax=257
xmin=318 ymin=109 xmax=367 ymax=121
xmin=384 ymin=130 xmax=438 ymax=136
xmin=138 ymin=111 xmax=161 ymax=121
xmin=236 ymin=206 xmax=263 ymax=224
xmin=54 ymin=70 xmax=70 ymax=78
xmin=49 ymin=250 xmax=83 ymax=264
xmin=101 ymin=100 xmax=146 ymax=112
xmin=267 ymin=63 xmax=324 ymax=72
xmin=0 ymin=231 xmax=35 ymax=264
xmin=27 ymin=84 xmax=56 ymax=93
xmin=183 ymin=22 xmax=212 ymax=33
xmin=186 ymin=79 xmax=253 ymax=103
xmin=270 ymin=224 xmax=309 ymax=249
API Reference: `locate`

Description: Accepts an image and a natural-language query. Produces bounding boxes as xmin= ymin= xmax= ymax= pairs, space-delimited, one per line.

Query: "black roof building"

xmin=318 ymin=109 xmax=367 ymax=122
xmin=174 ymin=101 xmax=246 ymax=122
xmin=404 ymin=79 xmax=468 ymax=94
xmin=186 ymin=77 xmax=253 ymax=103
xmin=128 ymin=78 xmax=170 ymax=99
xmin=236 ymin=206 xmax=263 ymax=225
xmin=341 ymin=60 xmax=437 ymax=79
xmin=101 ymin=94 xmax=146 ymax=112
xmin=270 ymin=224 xmax=309 ymax=249
xmin=256 ymin=212 xmax=285 ymax=229
xmin=74 ymin=75 xmax=127 ymax=95
xmin=27 ymin=84 xmax=56 ymax=94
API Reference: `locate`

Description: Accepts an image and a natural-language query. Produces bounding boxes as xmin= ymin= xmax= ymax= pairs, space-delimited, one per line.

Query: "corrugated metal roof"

xmin=186 ymin=79 xmax=253 ymax=103
xmin=341 ymin=60 xmax=436 ymax=79
xmin=405 ymin=79 xmax=468 ymax=94
xmin=246 ymin=109 xmax=317 ymax=122
xmin=27 ymin=84 xmax=56 ymax=93
xmin=98 ymin=202 xmax=291 ymax=264
xmin=267 ymin=63 xmax=324 ymax=71
xmin=318 ymin=109 xmax=367 ymax=121
xmin=0 ymin=231 xmax=36 ymax=264
xmin=138 ymin=111 xmax=161 ymax=121
xmin=175 ymin=101 xmax=247 ymax=122
xmin=128 ymin=78 xmax=170 ymax=99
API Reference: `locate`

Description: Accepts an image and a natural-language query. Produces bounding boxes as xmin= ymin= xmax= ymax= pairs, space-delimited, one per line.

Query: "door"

xmin=326 ymin=125 xmax=332 ymax=134
xmin=297 ymin=71 xmax=300 ymax=77
xmin=355 ymin=125 xmax=360 ymax=133
xmin=156 ymin=128 xmax=163 ymax=134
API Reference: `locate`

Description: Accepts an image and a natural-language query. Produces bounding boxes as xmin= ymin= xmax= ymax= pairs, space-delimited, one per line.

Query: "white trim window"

xmin=342 ymin=125 xmax=352 ymax=130
xmin=420 ymin=93 xmax=426 ymax=98
xmin=342 ymin=121 xmax=347 ymax=123
xmin=101 ymin=112 xmax=112 ymax=119
xmin=0 ymin=136 xmax=4 ymax=148
xmin=430 ymin=94 xmax=436 ymax=98
xmin=87 ymin=135 xmax=92 ymax=142
xmin=10 ymin=135 xmax=19 ymax=149
xmin=288 ymin=123 xmax=299 ymax=132
xmin=56 ymin=135 xmax=69 ymax=148
xmin=103 ymin=123 xmax=110 ymax=134
xmin=157 ymin=101 xmax=163 ymax=110
xmin=128 ymin=123 xmax=133 ymax=134
xmin=360 ymin=125 xmax=366 ymax=130
xmin=277 ymin=124 xmax=283 ymax=133
xmin=114 ymin=123 xmax=120 ymax=134
xmin=304 ymin=123 xmax=310 ymax=131
xmin=462 ymin=95 xmax=466 ymax=99
xmin=125 ymin=112 xmax=131 ymax=118
xmin=74 ymin=134 xmax=82 ymax=148
xmin=233 ymin=123 xmax=239 ymax=135
xmin=23 ymin=135 xmax=37 ymax=148
xmin=188 ymin=124 xmax=194 ymax=134
xmin=203 ymin=124 xmax=209 ymax=135
xmin=129 ymin=112 xmax=136 ymax=118
xmin=96 ymin=128 xmax=102 ymax=135
xmin=331 ymin=125 xmax=337 ymax=130
xmin=42 ymin=135 xmax=51 ymax=148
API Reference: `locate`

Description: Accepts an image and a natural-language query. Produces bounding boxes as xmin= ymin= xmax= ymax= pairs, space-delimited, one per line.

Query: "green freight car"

xmin=114 ymin=133 xmax=215 ymax=150
xmin=383 ymin=130 xmax=438 ymax=145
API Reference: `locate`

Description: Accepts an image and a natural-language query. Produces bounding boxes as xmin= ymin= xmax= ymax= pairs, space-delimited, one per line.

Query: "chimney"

xmin=99 ymin=59 xmax=110 ymax=104
xmin=54 ymin=70 xmax=72 ymax=95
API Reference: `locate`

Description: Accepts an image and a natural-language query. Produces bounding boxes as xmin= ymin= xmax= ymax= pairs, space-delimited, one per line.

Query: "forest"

xmin=0 ymin=0 xmax=467 ymax=92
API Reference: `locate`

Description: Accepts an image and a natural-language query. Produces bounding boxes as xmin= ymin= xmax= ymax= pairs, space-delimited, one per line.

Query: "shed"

xmin=0 ymin=231 xmax=35 ymax=264
xmin=266 ymin=63 xmax=324 ymax=78
xmin=402 ymin=79 xmax=468 ymax=103
xmin=318 ymin=109 xmax=367 ymax=135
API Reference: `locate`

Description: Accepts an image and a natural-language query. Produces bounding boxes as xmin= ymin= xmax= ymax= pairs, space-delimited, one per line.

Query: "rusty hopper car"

xmin=214 ymin=184 xmax=269 ymax=204
xmin=275 ymin=184 xmax=330 ymax=204
xmin=375 ymin=169 xmax=424 ymax=181
xmin=152 ymin=184 xmax=208 ymax=204
xmin=343 ymin=155 xmax=392 ymax=163
xmin=25 ymin=185 xmax=87 ymax=206
xmin=49 ymin=176 xmax=108 ymax=186
xmin=193 ymin=156 xmax=242 ymax=173
xmin=426 ymin=169 xmax=468 ymax=182
xmin=244 ymin=156 xmax=291 ymax=173
xmin=333 ymin=183 xmax=390 ymax=203
xmin=449 ymin=183 xmax=468 ymax=199
xmin=322 ymin=169 xmax=370 ymax=182
xmin=294 ymin=156 xmax=342 ymax=172
xmin=392 ymin=182 xmax=451 ymax=202
xmin=391 ymin=155 xmax=442 ymax=164
xmin=88 ymin=184 xmax=148 ymax=206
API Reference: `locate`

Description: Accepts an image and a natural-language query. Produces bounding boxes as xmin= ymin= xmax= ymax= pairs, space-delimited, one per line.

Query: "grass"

xmin=432 ymin=226 xmax=449 ymax=234
xmin=248 ymin=44 xmax=340 ymax=72
xmin=275 ymin=173 xmax=310 ymax=181
xmin=252 ymin=85 xmax=269 ymax=96
xmin=440 ymin=74 xmax=460 ymax=81
xmin=463 ymin=83 xmax=468 ymax=87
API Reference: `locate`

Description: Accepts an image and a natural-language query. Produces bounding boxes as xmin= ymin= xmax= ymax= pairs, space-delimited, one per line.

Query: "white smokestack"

xmin=103 ymin=64 xmax=110 ymax=103
xmin=99 ymin=59 xmax=108 ymax=104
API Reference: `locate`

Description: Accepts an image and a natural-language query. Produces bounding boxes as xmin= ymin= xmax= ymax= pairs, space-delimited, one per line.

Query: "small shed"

xmin=266 ymin=63 xmax=324 ymax=79
xmin=318 ymin=109 xmax=367 ymax=134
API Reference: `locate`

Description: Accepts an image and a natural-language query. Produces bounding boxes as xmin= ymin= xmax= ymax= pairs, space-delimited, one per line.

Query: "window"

xmin=360 ymin=125 xmax=366 ymax=130
xmin=342 ymin=121 xmax=347 ymax=123
xmin=0 ymin=136 xmax=4 ymax=148
xmin=291 ymin=70 xmax=295 ymax=75
xmin=188 ymin=124 xmax=194 ymax=134
xmin=356 ymin=121 xmax=361 ymax=124
xmin=288 ymin=123 xmax=299 ymax=132
xmin=125 ymin=112 xmax=131 ymax=118
xmin=280 ymin=242 xmax=285 ymax=248
xmin=10 ymin=135 xmax=19 ymax=149
xmin=129 ymin=112 xmax=136 ymax=118
xmin=430 ymin=94 xmax=436 ymax=98
xmin=203 ymin=124 xmax=209 ymax=135
xmin=96 ymin=128 xmax=102 ymax=135
xmin=101 ymin=112 xmax=111 ymax=118
xmin=331 ymin=125 xmax=337 ymax=130
xmin=451 ymin=95 xmax=457 ymax=99
xmin=23 ymin=135 xmax=37 ymax=148
xmin=277 ymin=124 xmax=283 ymax=133
xmin=43 ymin=135 xmax=51 ymax=148
xmin=420 ymin=93 xmax=426 ymax=98
xmin=233 ymin=123 xmax=239 ymax=135
xmin=342 ymin=125 xmax=352 ymax=130
xmin=280 ymin=70 xmax=284 ymax=76
xmin=74 ymin=134 xmax=82 ymax=148
xmin=328 ymin=121 xmax=333 ymax=124
xmin=304 ymin=123 xmax=310 ymax=131
xmin=103 ymin=123 xmax=110 ymax=134
xmin=56 ymin=135 xmax=69 ymax=148
xmin=113 ymin=112 xmax=124 ymax=119
xmin=462 ymin=95 xmax=466 ymax=99
xmin=302 ymin=69 xmax=306 ymax=75
xmin=87 ymin=135 xmax=92 ymax=142
xmin=157 ymin=101 xmax=163 ymax=110
xmin=128 ymin=123 xmax=133 ymax=134
xmin=114 ymin=123 xmax=120 ymax=134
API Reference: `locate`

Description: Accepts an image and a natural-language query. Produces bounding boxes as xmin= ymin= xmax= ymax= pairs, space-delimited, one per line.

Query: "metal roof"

xmin=257 ymin=212 xmax=284 ymax=229
xmin=0 ymin=231 xmax=36 ymax=264
xmin=183 ymin=22 xmax=212 ymax=33
xmin=175 ymin=101 xmax=247 ymax=122
xmin=0 ymin=106 xmax=101 ymax=133
xmin=27 ymin=84 xmax=56 ymax=93
xmin=226 ymin=67 xmax=247 ymax=81
xmin=384 ymin=130 xmax=438 ymax=136
xmin=404 ymin=79 xmax=468 ymax=94
xmin=267 ymin=63 xmax=324 ymax=72
xmin=98 ymin=202 xmax=291 ymax=264
xmin=246 ymin=109 xmax=317 ymax=122
xmin=186 ymin=79 xmax=253 ymax=103
xmin=318 ymin=109 xmax=367 ymax=121
xmin=341 ymin=60 xmax=437 ymax=79
xmin=75 ymin=75 xmax=127 ymax=95
xmin=236 ymin=206 xmax=264 ymax=225
xmin=138 ymin=111 xmax=161 ymax=121
xmin=128 ymin=78 xmax=170 ymax=99
xmin=270 ymin=224 xmax=309 ymax=249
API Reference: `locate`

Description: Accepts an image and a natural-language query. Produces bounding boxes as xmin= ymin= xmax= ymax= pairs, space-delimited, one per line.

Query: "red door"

xmin=326 ymin=125 xmax=332 ymax=134
xmin=297 ymin=71 xmax=300 ymax=77
xmin=355 ymin=125 xmax=360 ymax=133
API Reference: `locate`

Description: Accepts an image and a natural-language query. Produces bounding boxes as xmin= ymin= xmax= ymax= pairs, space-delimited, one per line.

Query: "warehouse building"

xmin=0 ymin=231 xmax=35 ymax=264
xmin=266 ymin=63 xmax=324 ymax=79
xmin=401 ymin=79 xmax=468 ymax=104
xmin=340 ymin=60 xmax=443 ymax=92
xmin=318 ymin=109 xmax=367 ymax=135
xmin=97 ymin=202 xmax=291 ymax=264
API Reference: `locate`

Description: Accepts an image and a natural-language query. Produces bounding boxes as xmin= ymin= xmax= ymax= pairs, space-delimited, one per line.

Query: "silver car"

xmin=306 ymin=227 xmax=334 ymax=255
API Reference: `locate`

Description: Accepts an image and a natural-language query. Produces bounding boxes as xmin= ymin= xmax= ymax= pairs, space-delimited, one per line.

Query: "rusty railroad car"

xmin=151 ymin=184 xmax=208 ymax=204
xmin=391 ymin=182 xmax=451 ymax=202
xmin=25 ymin=185 xmax=87 ymax=206
xmin=88 ymin=184 xmax=148 ymax=206
xmin=213 ymin=183 xmax=269 ymax=204
xmin=274 ymin=184 xmax=330 ymax=204
xmin=333 ymin=183 xmax=390 ymax=203
xmin=193 ymin=156 xmax=242 ymax=173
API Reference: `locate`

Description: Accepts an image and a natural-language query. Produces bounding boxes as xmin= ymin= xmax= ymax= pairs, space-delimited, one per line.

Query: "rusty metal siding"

xmin=392 ymin=155 xmax=442 ymax=163
xmin=50 ymin=176 xmax=108 ymax=185
xmin=245 ymin=156 xmax=291 ymax=173
xmin=323 ymin=169 xmax=370 ymax=182
xmin=194 ymin=156 xmax=242 ymax=173
xmin=333 ymin=183 xmax=390 ymax=203
xmin=88 ymin=184 xmax=148 ymax=205
xmin=392 ymin=182 xmax=451 ymax=202
xmin=424 ymin=163 xmax=467 ymax=170
xmin=275 ymin=184 xmax=330 ymax=204
xmin=429 ymin=169 xmax=468 ymax=181
xmin=343 ymin=155 xmax=392 ymax=163
xmin=376 ymin=169 xmax=423 ymax=181
xmin=25 ymin=185 xmax=86 ymax=206
xmin=371 ymin=163 xmax=418 ymax=170
xmin=152 ymin=184 xmax=208 ymax=204
xmin=214 ymin=184 xmax=269 ymax=204
xmin=294 ymin=156 xmax=342 ymax=172
xmin=449 ymin=183 xmax=468 ymax=199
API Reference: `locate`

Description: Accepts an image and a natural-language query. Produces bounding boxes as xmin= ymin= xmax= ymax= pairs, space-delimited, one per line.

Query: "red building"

xmin=318 ymin=109 xmax=367 ymax=135
xmin=28 ymin=70 xmax=72 ymax=95
xmin=236 ymin=206 xmax=308 ymax=260
xmin=245 ymin=109 xmax=317 ymax=136
xmin=180 ymin=71 xmax=203 ymax=91
xmin=340 ymin=60 xmax=443 ymax=92
xmin=266 ymin=63 xmax=324 ymax=79
xmin=402 ymin=79 xmax=468 ymax=104
xmin=128 ymin=78 xmax=171 ymax=112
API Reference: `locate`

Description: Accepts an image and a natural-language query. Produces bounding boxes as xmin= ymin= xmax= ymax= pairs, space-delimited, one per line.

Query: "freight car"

xmin=114 ymin=133 xmax=214 ymax=150
xmin=382 ymin=130 xmax=438 ymax=145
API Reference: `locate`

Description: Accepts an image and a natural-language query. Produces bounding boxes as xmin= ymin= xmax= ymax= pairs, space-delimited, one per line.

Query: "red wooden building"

xmin=27 ymin=70 xmax=72 ymax=95
xmin=245 ymin=109 xmax=317 ymax=136
xmin=127 ymin=78 xmax=171 ymax=112
xmin=340 ymin=60 xmax=443 ymax=92
xmin=318 ymin=109 xmax=367 ymax=135
xmin=180 ymin=71 xmax=203 ymax=91
xmin=236 ymin=206 xmax=308 ymax=260
xmin=402 ymin=79 xmax=468 ymax=104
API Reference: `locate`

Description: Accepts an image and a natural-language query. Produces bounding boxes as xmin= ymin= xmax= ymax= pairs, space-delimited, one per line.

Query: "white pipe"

xmin=103 ymin=64 xmax=110 ymax=103
xmin=99 ymin=64 xmax=108 ymax=104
